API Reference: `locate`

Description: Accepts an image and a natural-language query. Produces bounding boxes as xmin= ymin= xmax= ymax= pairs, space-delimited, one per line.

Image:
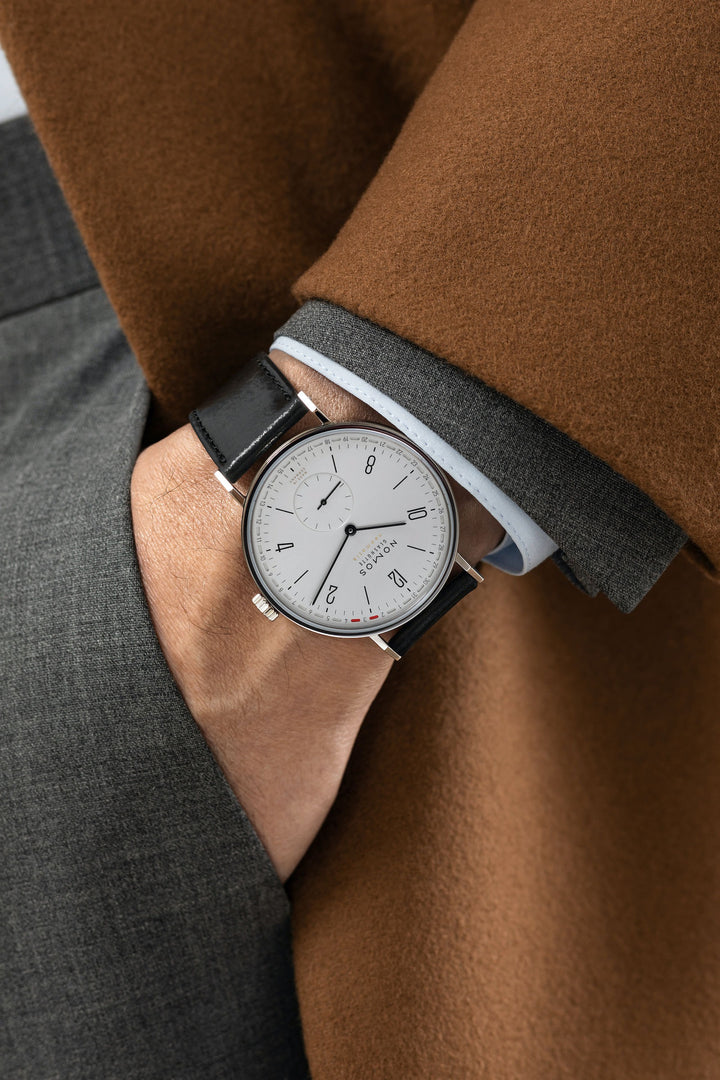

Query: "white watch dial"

xmin=242 ymin=424 xmax=458 ymax=637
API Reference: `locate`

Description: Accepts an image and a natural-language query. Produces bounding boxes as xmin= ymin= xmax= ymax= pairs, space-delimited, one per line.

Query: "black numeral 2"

xmin=325 ymin=584 xmax=338 ymax=604
xmin=388 ymin=568 xmax=408 ymax=588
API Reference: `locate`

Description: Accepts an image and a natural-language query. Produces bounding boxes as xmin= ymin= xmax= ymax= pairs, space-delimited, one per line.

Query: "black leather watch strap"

xmin=189 ymin=352 xmax=308 ymax=482
xmin=386 ymin=568 xmax=478 ymax=658
xmin=191 ymin=351 xmax=480 ymax=659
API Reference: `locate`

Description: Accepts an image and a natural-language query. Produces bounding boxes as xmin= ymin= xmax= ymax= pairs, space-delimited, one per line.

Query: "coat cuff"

xmin=274 ymin=300 xmax=687 ymax=613
xmin=273 ymin=334 xmax=558 ymax=575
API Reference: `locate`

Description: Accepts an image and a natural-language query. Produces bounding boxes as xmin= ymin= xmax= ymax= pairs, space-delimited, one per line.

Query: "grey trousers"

xmin=0 ymin=118 xmax=310 ymax=1078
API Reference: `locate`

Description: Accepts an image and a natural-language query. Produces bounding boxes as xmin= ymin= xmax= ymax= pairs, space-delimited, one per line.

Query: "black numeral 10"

xmin=407 ymin=506 xmax=427 ymax=520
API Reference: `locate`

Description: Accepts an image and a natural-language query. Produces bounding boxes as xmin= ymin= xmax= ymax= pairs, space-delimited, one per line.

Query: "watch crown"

xmin=252 ymin=593 xmax=279 ymax=621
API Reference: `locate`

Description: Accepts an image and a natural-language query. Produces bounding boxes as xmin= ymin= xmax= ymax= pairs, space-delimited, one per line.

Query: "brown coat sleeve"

xmin=0 ymin=1 xmax=469 ymax=424
xmin=1 ymin=1 xmax=714 ymax=579
xmin=289 ymin=0 xmax=719 ymax=581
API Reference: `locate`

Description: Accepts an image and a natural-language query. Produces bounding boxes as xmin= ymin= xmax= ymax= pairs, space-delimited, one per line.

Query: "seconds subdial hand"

xmin=316 ymin=479 xmax=342 ymax=510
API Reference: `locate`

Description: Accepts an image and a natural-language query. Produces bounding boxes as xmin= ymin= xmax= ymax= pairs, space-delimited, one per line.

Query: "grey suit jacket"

xmin=0 ymin=113 xmax=684 ymax=1077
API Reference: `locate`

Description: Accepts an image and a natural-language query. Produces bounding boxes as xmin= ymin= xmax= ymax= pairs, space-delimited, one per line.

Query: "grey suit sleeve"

xmin=0 ymin=118 xmax=309 ymax=1080
xmin=274 ymin=300 xmax=687 ymax=613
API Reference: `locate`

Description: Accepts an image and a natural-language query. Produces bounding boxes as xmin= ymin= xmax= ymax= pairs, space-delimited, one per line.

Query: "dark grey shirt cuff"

xmin=274 ymin=300 xmax=687 ymax=613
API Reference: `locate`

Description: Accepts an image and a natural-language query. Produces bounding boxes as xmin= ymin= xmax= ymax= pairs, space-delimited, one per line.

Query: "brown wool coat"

xmin=3 ymin=1 xmax=719 ymax=1075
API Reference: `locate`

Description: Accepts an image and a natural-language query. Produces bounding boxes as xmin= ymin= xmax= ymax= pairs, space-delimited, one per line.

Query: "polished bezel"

xmin=240 ymin=421 xmax=459 ymax=639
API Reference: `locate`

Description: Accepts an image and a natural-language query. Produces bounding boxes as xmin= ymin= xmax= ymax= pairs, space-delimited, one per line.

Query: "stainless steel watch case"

xmin=212 ymin=394 xmax=483 ymax=659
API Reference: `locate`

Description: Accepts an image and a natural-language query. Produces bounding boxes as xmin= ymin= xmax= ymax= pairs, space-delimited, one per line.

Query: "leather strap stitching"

xmin=256 ymin=353 xmax=292 ymax=400
xmin=188 ymin=409 xmax=227 ymax=464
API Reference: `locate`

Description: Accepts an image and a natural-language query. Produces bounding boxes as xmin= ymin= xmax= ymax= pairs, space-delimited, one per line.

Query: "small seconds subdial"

xmin=293 ymin=472 xmax=354 ymax=531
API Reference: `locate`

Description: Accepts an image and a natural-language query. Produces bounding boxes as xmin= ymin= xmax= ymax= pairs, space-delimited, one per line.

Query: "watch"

xmin=189 ymin=352 xmax=483 ymax=660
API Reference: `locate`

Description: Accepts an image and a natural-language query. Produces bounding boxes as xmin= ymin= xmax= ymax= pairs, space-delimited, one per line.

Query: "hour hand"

xmin=354 ymin=521 xmax=406 ymax=531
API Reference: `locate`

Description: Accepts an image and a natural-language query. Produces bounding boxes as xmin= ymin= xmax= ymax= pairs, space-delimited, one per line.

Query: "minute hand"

xmin=311 ymin=532 xmax=351 ymax=606
xmin=354 ymin=521 xmax=407 ymax=531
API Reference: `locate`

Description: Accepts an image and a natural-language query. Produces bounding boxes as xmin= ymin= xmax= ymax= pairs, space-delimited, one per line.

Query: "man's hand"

xmin=130 ymin=350 xmax=504 ymax=883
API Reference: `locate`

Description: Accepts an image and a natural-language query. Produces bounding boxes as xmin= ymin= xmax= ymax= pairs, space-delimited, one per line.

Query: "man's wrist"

xmin=269 ymin=347 xmax=386 ymax=427
xmin=132 ymin=353 xmax=504 ymax=881
xmin=155 ymin=423 xmax=395 ymax=673
xmin=132 ymin=423 xmax=396 ymax=882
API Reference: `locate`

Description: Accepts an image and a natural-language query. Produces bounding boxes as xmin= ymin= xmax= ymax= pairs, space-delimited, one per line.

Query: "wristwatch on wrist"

xmin=189 ymin=352 xmax=483 ymax=661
